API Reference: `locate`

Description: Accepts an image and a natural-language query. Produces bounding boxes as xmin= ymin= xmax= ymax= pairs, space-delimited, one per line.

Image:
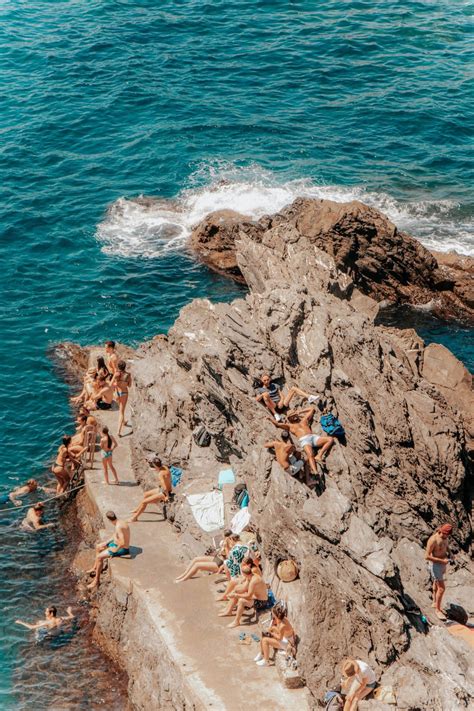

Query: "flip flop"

xmin=251 ymin=633 xmax=260 ymax=642
xmin=239 ymin=632 xmax=246 ymax=641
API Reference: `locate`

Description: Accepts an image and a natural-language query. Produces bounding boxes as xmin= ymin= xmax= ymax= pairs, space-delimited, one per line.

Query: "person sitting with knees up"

xmin=254 ymin=602 xmax=295 ymax=667
xmin=218 ymin=563 xmax=269 ymax=628
xmin=341 ymin=658 xmax=377 ymax=711
xmin=91 ymin=377 xmax=115 ymax=411
xmin=175 ymin=529 xmax=234 ymax=583
xmin=264 ymin=431 xmax=304 ymax=478
xmin=129 ymin=458 xmax=172 ymax=522
xmin=255 ymin=373 xmax=319 ymax=422
xmin=87 ymin=511 xmax=130 ymax=591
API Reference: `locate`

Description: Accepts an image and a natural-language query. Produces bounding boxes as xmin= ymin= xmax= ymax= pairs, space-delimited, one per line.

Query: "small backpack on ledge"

xmin=320 ymin=413 xmax=345 ymax=438
xmin=192 ymin=424 xmax=211 ymax=447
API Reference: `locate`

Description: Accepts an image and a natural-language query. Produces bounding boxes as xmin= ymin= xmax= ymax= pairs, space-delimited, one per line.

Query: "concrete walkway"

xmin=84 ymin=405 xmax=308 ymax=710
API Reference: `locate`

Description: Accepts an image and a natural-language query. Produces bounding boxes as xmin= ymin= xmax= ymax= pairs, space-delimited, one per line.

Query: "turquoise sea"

xmin=0 ymin=1 xmax=472 ymax=707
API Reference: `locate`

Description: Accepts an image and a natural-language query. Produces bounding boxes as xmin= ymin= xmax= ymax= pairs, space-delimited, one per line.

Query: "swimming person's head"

xmin=117 ymin=360 xmax=126 ymax=372
xmin=26 ymin=479 xmax=38 ymax=491
xmin=46 ymin=606 xmax=57 ymax=618
xmin=63 ymin=436 xmax=72 ymax=447
xmin=33 ymin=503 xmax=44 ymax=513
xmin=106 ymin=511 xmax=117 ymax=522
xmin=102 ymin=427 xmax=112 ymax=449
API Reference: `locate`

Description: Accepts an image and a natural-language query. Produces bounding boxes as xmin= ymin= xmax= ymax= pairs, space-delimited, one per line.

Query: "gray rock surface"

xmin=189 ymin=198 xmax=474 ymax=322
xmin=126 ymin=220 xmax=474 ymax=708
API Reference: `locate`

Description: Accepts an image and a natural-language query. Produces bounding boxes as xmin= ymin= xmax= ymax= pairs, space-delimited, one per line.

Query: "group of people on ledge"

xmin=256 ymin=373 xmax=337 ymax=485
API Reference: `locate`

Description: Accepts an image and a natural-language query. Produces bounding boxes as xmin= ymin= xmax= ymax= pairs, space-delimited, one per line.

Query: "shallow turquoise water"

xmin=0 ymin=1 xmax=472 ymax=707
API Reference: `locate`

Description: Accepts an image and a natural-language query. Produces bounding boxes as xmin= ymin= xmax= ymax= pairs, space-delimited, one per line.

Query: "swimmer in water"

xmin=0 ymin=479 xmax=50 ymax=507
xmin=15 ymin=605 xmax=74 ymax=631
xmin=22 ymin=503 xmax=56 ymax=531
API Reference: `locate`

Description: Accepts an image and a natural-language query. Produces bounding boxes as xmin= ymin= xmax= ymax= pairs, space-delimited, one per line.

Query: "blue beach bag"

xmin=320 ymin=413 xmax=345 ymax=438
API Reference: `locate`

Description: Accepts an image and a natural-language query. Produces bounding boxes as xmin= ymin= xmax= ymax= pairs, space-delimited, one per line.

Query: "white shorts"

xmin=299 ymin=434 xmax=323 ymax=449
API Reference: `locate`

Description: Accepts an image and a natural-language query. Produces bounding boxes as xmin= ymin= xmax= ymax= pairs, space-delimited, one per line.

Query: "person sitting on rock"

xmin=269 ymin=406 xmax=335 ymax=479
xmin=425 ymin=522 xmax=453 ymax=620
xmin=340 ymin=658 xmax=377 ymax=711
xmin=71 ymin=367 xmax=98 ymax=406
xmin=255 ymin=373 xmax=319 ymax=422
xmin=254 ymin=602 xmax=295 ymax=667
xmin=264 ymin=431 xmax=305 ymax=479
xmin=128 ymin=458 xmax=172 ymax=522
xmin=218 ymin=563 xmax=269 ymax=628
xmin=87 ymin=511 xmax=130 ymax=591
xmin=175 ymin=529 xmax=234 ymax=583
xmin=91 ymin=377 xmax=115 ymax=410
xmin=216 ymin=550 xmax=262 ymax=601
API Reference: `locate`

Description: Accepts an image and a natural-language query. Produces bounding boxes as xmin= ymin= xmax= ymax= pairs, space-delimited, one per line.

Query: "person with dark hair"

xmin=105 ymin=341 xmax=118 ymax=377
xmin=100 ymin=427 xmax=119 ymax=485
xmin=263 ymin=432 xmax=305 ymax=479
xmin=22 ymin=502 xmax=56 ymax=531
xmin=87 ymin=511 xmax=130 ymax=591
xmin=256 ymin=373 xmax=319 ymax=421
xmin=112 ymin=360 xmax=132 ymax=437
xmin=254 ymin=604 xmax=295 ymax=666
xmin=96 ymin=356 xmax=110 ymax=380
xmin=425 ymin=523 xmax=453 ymax=620
xmin=15 ymin=605 xmax=74 ymax=631
xmin=128 ymin=458 xmax=171 ymax=522
xmin=340 ymin=658 xmax=377 ymax=710
xmin=51 ymin=436 xmax=80 ymax=493
xmin=175 ymin=530 xmax=234 ymax=583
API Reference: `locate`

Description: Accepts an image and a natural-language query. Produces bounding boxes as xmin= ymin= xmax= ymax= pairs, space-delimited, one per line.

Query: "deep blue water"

xmin=0 ymin=1 xmax=472 ymax=707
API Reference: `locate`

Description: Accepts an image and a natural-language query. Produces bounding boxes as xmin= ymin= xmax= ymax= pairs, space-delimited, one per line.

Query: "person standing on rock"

xmin=425 ymin=523 xmax=453 ymax=620
xmin=269 ymin=406 xmax=334 ymax=481
xmin=255 ymin=373 xmax=319 ymax=421
xmin=112 ymin=360 xmax=132 ymax=437
xmin=105 ymin=340 xmax=119 ymax=378
xmin=87 ymin=511 xmax=130 ymax=591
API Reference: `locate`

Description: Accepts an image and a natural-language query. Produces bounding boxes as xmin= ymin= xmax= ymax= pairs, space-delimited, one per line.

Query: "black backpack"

xmin=233 ymin=482 xmax=247 ymax=506
xmin=445 ymin=603 xmax=468 ymax=625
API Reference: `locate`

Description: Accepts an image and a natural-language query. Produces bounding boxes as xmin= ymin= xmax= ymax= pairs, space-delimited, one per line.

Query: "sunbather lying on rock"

xmin=425 ymin=522 xmax=453 ymax=620
xmin=254 ymin=602 xmax=295 ymax=667
xmin=219 ymin=563 xmax=269 ymax=628
xmin=255 ymin=373 xmax=319 ymax=422
xmin=269 ymin=406 xmax=334 ymax=479
xmin=175 ymin=529 xmax=234 ymax=583
xmin=129 ymin=458 xmax=172 ymax=522
xmin=264 ymin=431 xmax=305 ymax=479
xmin=341 ymin=658 xmax=377 ymax=711
xmin=87 ymin=511 xmax=130 ymax=591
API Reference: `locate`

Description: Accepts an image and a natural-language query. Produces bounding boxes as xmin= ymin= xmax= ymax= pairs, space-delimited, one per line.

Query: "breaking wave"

xmin=97 ymin=164 xmax=473 ymax=259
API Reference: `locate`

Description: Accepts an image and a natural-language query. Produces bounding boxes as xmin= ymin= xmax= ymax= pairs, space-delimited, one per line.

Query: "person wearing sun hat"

xmin=425 ymin=523 xmax=453 ymax=620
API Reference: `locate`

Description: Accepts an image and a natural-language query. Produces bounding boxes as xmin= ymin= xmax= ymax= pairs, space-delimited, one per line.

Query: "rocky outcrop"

xmin=189 ymin=198 xmax=474 ymax=322
xmin=131 ymin=221 xmax=473 ymax=708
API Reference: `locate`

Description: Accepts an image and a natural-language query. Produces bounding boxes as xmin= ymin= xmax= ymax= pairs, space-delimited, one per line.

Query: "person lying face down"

xmin=269 ymin=406 xmax=335 ymax=480
xmin=255 ymin=373 xmax=319 ymax=422
xmin=264 ymin=431 xmax=305 ymax=478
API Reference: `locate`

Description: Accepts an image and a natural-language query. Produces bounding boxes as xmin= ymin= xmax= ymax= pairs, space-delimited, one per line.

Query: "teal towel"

xmin=218 ymin=468 xmax=235 ymax=489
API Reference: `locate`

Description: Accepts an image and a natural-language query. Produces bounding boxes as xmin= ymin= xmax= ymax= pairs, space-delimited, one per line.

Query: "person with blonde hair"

xmin=341 ymin=658 xmax=377 ymax=710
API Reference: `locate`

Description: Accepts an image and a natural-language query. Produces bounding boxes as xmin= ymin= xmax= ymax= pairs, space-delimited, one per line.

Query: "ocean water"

xmin=0 ymin=0 xmax=472 ymax=707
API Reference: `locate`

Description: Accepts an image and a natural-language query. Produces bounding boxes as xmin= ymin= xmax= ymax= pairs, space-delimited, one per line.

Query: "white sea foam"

xmin=97 ymin=164 xmax=473 ymax=259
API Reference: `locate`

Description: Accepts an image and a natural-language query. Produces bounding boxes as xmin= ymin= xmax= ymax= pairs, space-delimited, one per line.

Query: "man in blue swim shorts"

xmin=87 ymin=511 xmax=130 ymax=591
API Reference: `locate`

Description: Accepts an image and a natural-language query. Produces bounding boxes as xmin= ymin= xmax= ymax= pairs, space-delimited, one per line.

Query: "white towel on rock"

xmin=186 ymin=491 xmax=224 ymax=532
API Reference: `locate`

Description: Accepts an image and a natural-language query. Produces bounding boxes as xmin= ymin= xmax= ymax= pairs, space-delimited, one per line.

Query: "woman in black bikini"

xmin=113 ymin=360 xmax=132 ymax=437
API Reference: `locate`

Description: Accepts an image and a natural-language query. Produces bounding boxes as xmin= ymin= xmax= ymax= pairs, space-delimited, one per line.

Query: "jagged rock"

xmin=125 ymin=213 xmax=474 ymax=709
xmin=189 ymin=198 xmax=474 ymax=322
